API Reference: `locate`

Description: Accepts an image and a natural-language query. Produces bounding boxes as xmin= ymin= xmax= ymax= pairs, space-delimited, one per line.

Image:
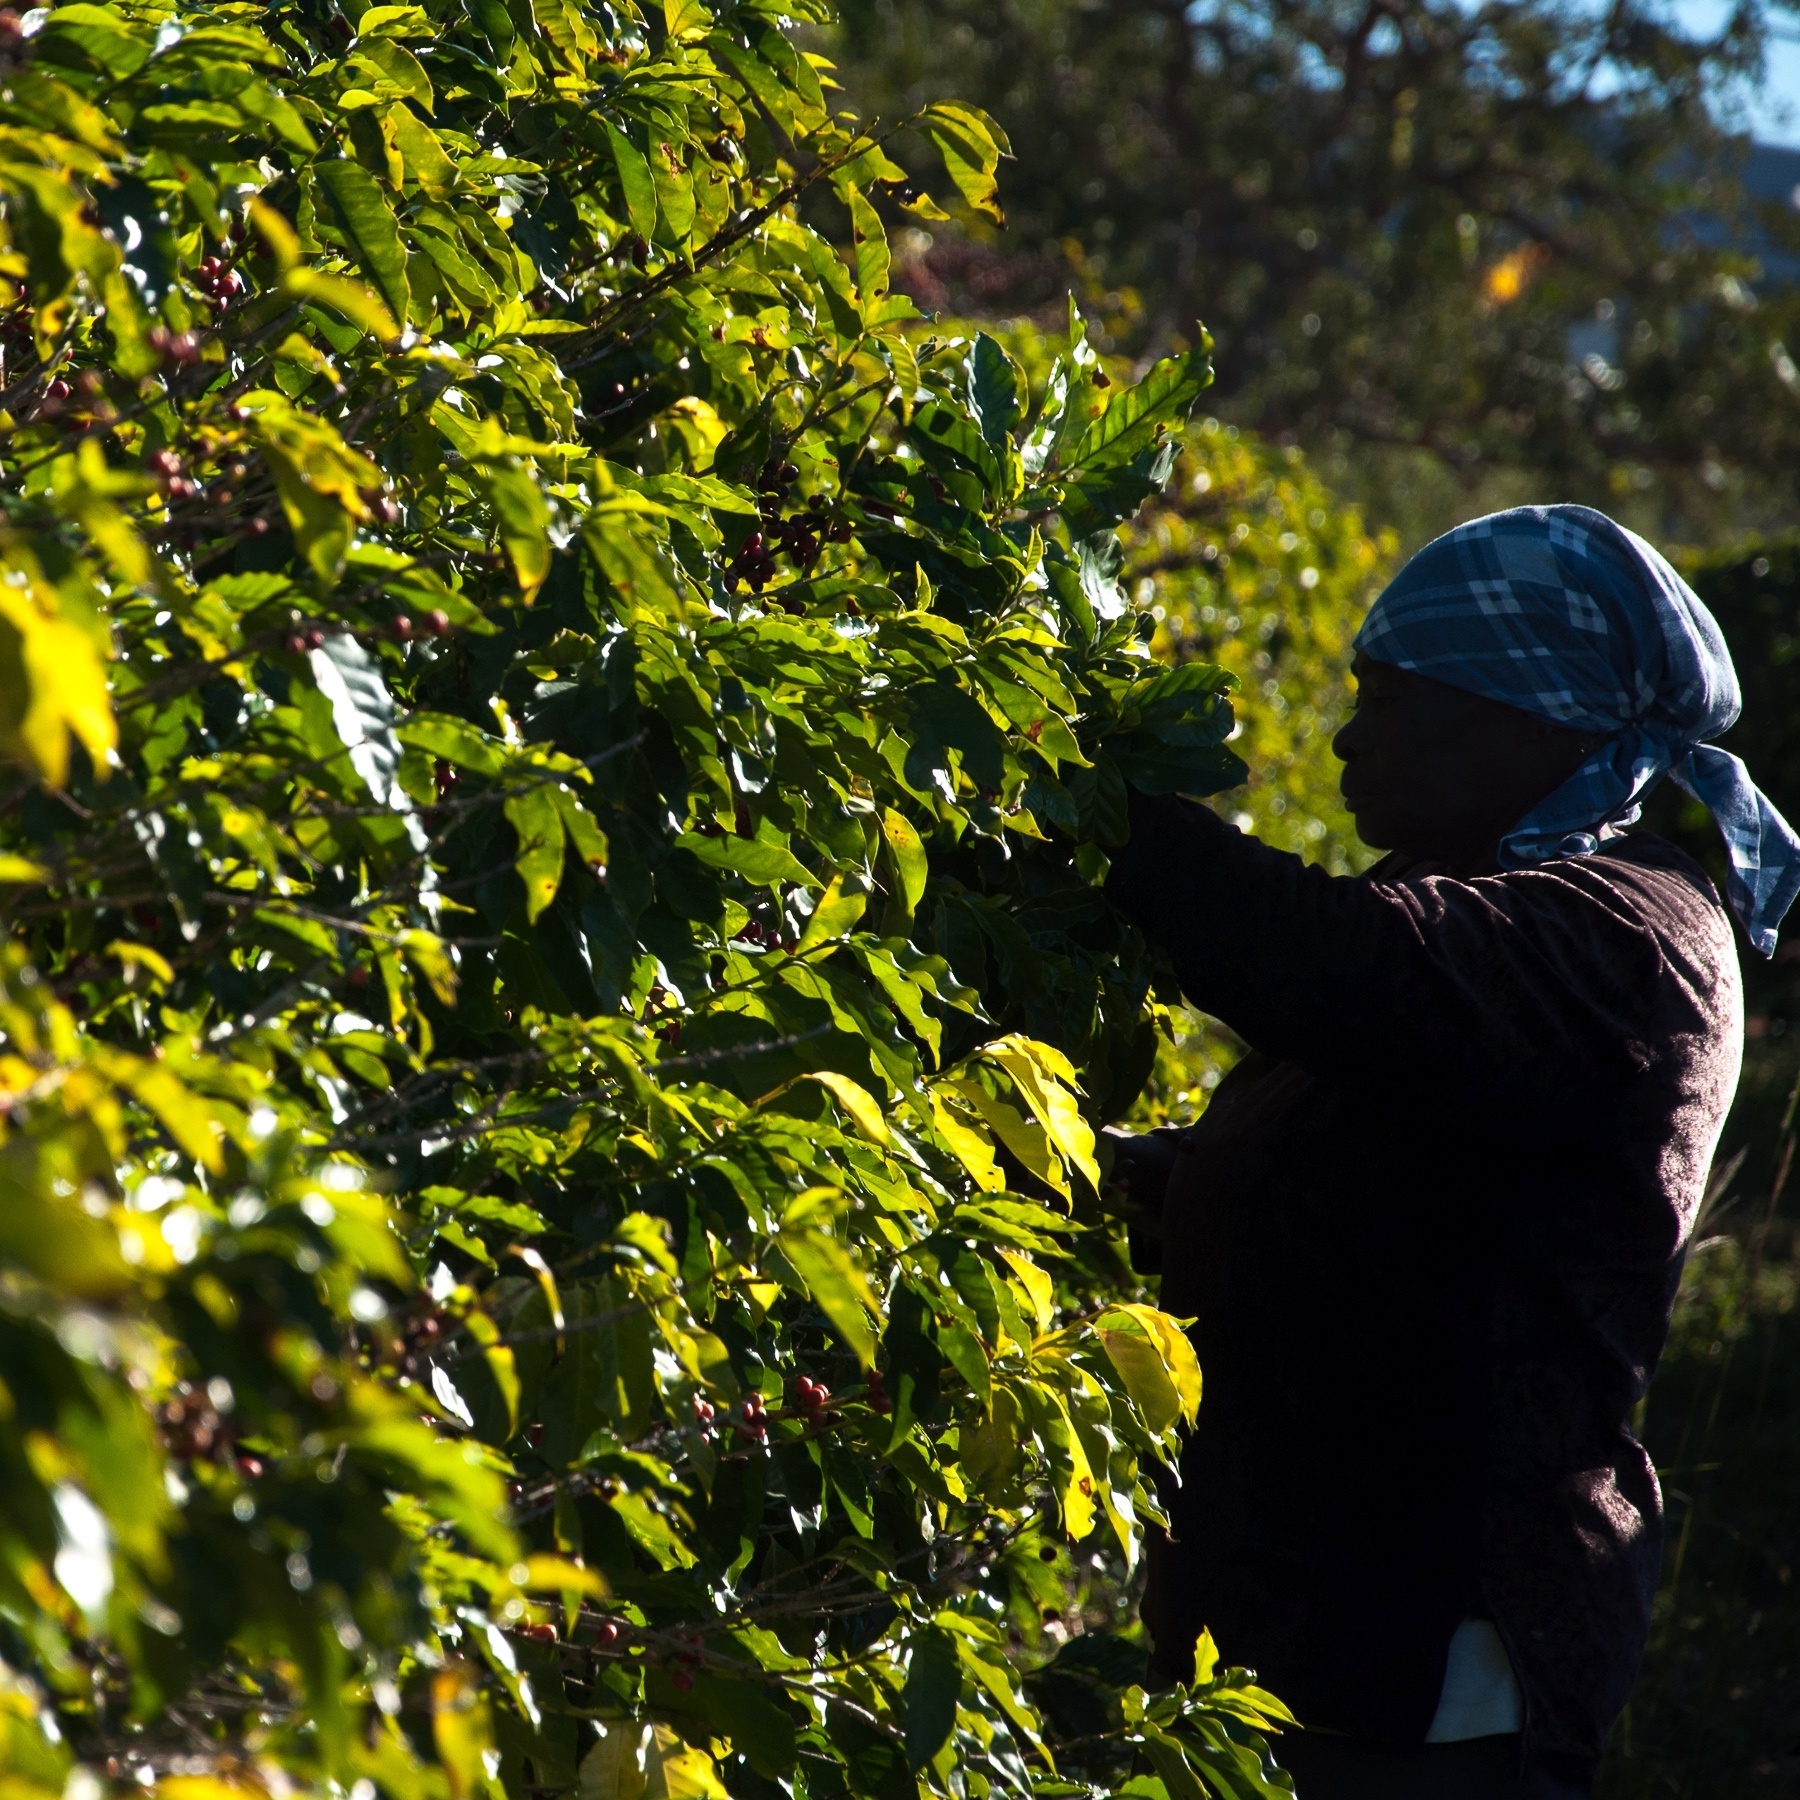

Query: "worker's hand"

xmin=1099 ymin=1127 xmax=1183 ymax=1229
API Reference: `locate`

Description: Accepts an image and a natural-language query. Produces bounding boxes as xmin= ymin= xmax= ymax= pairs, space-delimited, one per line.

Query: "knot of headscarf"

xmin=1354 ymin=503 xmax=1800 ymax=956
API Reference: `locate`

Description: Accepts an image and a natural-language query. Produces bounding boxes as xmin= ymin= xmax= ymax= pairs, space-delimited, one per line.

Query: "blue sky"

xmin=1668 ymin=0 xmax=1800 ymax=144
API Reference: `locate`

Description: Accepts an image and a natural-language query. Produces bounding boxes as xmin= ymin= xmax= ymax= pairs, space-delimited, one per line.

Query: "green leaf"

xmin=482 ymin=465 xmax=553 ymax=599
xmin=547 ymin=1278 xmax=656 ymax=1461
xmin=924 ymin=123 xmax=1004 ymax=224
xmin=967 ymin=333 xmax=1024 ymax=450
xmin=904 ymin=1626 xmax=961 ymax=1771
xmin=677 ymin=831 xmax=815 ymax=889
xmin=1064 ymin=349 xmax=1213 ymax=474
xmin=314 ymin=160 xmax=413 ymax=326
xmin=352 ymin=36 xmax=434 ymax=110
xmin=774 ymin=1227 xmax=878 ymax=1367
xmin=651 ymin=142 xmax=697 ymax=243
xmin=846 ymin=185 xmax=890 ymax=310
xmin=310 ymin=632 xmax=405 ymax=805
xmin=505 ymin=786 xmax=566 ymax=921
xmin=397 ymin=710 xmax=508 ymax=774
xmin=604 ymin=121 xmax=659 ymax=240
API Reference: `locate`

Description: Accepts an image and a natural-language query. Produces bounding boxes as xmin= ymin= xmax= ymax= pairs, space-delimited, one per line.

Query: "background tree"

xmin=828 ymin=0 xmax=1800 ymax=540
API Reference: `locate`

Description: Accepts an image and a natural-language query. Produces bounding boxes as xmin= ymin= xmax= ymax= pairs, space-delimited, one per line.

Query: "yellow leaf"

xmin=0 ymin=856 xmax=48 ymax=883
xmin=796 ymin=871 xmax=867 ymax=950
xmin=1024 ymin=1381 xmax=1095 ymax=1542
xmin=90 ymin=1050 xmax=224 ymax=1173
xmin=271 ymin=330 xmax=342 ymax=390
xmin=460 ymin=1311 xmax=519 ymax=1436
xmin=154 ymin=1781 xmax=270 ymax=1800
xmin=239 ymin=390 xmax=384 ymax=584
xmin=1096 ymin=1320 xmax=1182 ymax=1439
xmin=249 ymin=197 xmax=301 ymax=270
xmin=956 ymin=1639 xmax=1053 ymax=1761
xmin=396 ymin=928 xmax=459 ymax=1005
xmin=985 ymin=1036 xmax=1099 ymax=1192
xmin=997 ymin=1249 xmax=1054 ymax=1336
xmin=512 ymin=1552 xmax=610 ymax=1600
xmin=880 ymin=806 xmax=928 ymax=914
xmin=390 ymin=99 xmax=457 ymax=195
xmin=663 ymin=0 xmax=711 ymax=38
xmin=928 ymin=1090 xmax=1002 ymax=1192
xmin=644 ymin=1726 xmax=729 ymax=1800
xmin=0 ymin=539 xmax=116 ymax=787
xmin=949 ymin=1078 xmax=1064 ymax=1198
xmin=1106 ymin=1303 xmax=1202 ymax=1426
xmin=774 ymin=1225 xmax=879 ymax=1367
xmin=282 ymin=267 xmax=400 ymax=344
xmin=580 ymin=1718 xmax=648 ymax=1800
xmin=432 ymin=1662 xmax=496 ymax=1800
xmin=805 ymin=1070 xmax=889 ymax=1146
xmin=510 ymin=1243 xmax=565 ymax=1351
xmin=106 ymin=941 xmax=174 ymax=987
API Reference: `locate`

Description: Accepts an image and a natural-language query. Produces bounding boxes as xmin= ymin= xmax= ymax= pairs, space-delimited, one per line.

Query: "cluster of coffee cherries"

xmin=731 ymin=1391 xmax=769 ymax=1441
xmin=195 ymin=254 xmax=245 ymax=316
xmin=665 ymin=1628 xmax=705 ymax=1690
xmin=727 ymin=526 xmax=780 ymax=594
xmin=36 ymin=369 xmax=112 ymax=426
xmin=146 ymin=324 xmax=203 ymax=369
xmin=280 ymin=610 xmax=451 ymax=656
xmin=733 ymin=916 xmax=797 ymax=954
xmin=0 ymin=7 xmax=27 ymax=56
xmin=155 ymin=1381 xmax=262 ymax=1474
xmin=0 ymin=285 xmax=33 ymax=361
xmin=690 ymin=1390 xmax=771 ymax=1442
xmin=377 ymin=1304 xmax=447 ymax=1381
xmin=147 ymin=446 xmax=280 ymax=542
xmin=726 ymin=459 xmax=854 ymax=599
xmin=147 ymin=448 xmax=199 ymax=502
xmin=791 ymin=1375 xmax=832 ymax=1427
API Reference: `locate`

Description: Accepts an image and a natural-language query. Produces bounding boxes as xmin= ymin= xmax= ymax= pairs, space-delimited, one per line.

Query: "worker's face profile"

xmin=1333 ymin=654 xmax=1591 ymax=868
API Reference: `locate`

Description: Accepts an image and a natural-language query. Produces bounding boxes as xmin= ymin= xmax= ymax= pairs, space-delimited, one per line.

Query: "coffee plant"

xmin=0 ymin=1 xmax=1297 ymax=1796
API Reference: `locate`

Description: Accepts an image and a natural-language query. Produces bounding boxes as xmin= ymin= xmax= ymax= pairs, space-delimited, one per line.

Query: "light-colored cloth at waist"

xmin=1425 ymin=1619 xmax=1524 ymax=1743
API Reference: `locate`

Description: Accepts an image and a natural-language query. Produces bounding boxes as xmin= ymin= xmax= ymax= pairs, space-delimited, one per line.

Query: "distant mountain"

xmin=1743 ymin=141 xmax=1800 ymax=284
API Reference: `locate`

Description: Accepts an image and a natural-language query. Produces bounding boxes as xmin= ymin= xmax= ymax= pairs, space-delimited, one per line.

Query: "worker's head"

xmin=1325 ymin=505 xmax=1800 ymax=955
xmin=1333 ymin=653 xmax=1595 ymax=870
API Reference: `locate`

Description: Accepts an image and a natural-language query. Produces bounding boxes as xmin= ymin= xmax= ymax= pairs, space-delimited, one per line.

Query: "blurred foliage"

xmin=1128 ymin=424 xmax=1390 ymax=876
xmin=827 ymin=0 xmax=1800 ymax=539
xmin=0 ymin=0 xmax=1322 ymax=1794
xmin=1648 ymin=537 xmax=1800 ymax=1140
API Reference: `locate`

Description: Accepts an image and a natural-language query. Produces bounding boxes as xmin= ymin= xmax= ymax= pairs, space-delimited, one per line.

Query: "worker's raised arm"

xmin=1104 ymin=786 xmax=1703 ymax=1118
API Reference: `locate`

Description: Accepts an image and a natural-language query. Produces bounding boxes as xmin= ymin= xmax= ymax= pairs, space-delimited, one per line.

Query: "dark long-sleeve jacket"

xmin=1104 ymin=791 xmax=1743 ymax=1773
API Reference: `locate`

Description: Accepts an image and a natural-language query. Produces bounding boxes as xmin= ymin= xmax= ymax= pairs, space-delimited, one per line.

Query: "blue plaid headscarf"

xmin=1355 ymin=503 xmax=1800 ymax=956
